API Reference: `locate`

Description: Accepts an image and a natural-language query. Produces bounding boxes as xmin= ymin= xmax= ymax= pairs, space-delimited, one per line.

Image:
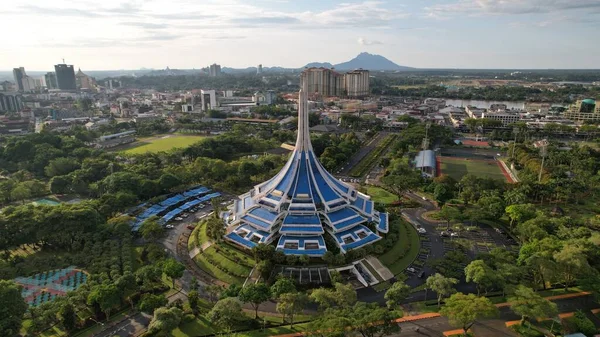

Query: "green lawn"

xmin=366 ymin=186 xmax=399 ymax=205
xmin=123 ymin=135 xmax=206 ymax=154
xmin=379 ymin=220 xmax=421 ymax=275
xmin=439 ymin=156 xmax=507 ymax=181
xmin=193 ymin=252 xmax=245 ymax=285
xmin=203 ymin=246 xmax=252 ymax=276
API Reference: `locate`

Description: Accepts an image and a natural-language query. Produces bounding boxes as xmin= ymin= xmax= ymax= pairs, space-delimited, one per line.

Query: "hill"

xmin=334 ymin=52 xmax=412 ymax=71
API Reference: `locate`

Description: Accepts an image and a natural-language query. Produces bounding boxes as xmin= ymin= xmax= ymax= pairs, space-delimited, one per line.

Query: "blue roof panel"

xmin=283 ymin=214 xmax=321 ymax=225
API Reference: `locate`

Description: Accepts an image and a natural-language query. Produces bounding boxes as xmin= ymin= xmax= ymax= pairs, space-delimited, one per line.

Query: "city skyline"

xmin=1 ymin=0 xmax=599 ymax=70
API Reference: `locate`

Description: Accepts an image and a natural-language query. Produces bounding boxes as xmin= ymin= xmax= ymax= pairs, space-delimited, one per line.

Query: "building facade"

xmin=564 ymin=99 xmax=600 ymax=122
xmin=343 ymin=69 xmax=370 ymax=97
xmin=54 ymin=64 xmax=77 ymax=90
xmin=45 ymin=72 xmax=58 ymax=89
xmin=209 ymin=64 xmax=221 ymax=77
xmin=75 ymin=68 xmax=94 ymax=90
xmin=0 ymin=93 xmax=24 ymax=112
xmin=481 ymin=112 xmax=522 ymax=126
xmin=223 ymin=77 xmax=389 ymax=256
xmin=302 ymin=67 xmax=344 ymax=97
xmin=12 ymin=67 xmax=26 ymax=92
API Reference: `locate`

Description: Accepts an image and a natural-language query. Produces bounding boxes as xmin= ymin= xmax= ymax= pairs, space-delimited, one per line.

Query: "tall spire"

xmin=295 ymin=88 xmax=312 ymax=152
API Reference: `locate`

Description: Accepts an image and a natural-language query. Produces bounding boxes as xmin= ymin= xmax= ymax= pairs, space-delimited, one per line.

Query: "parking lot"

xmin=401 ymin=206 xmax=519 ymax=283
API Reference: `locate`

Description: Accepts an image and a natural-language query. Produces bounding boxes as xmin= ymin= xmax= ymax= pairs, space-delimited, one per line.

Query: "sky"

xmin=1 ymin=0 xmax=599 ymax=71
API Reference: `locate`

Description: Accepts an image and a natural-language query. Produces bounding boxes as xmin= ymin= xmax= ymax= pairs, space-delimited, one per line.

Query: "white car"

xmin=182 ymin=214 xmax=189 ymax=218
xmin=417 ymin=228 xmax=427 ymax=234
xmin=406 ymin=267 xmax=416 ymax=273
xmin=165 ymin=225 xmax=175 ymax=229
xmin=450 ymin=232 xmax=459 ymax=237
xmin=175 ymin=217 xmax=183 ymax=221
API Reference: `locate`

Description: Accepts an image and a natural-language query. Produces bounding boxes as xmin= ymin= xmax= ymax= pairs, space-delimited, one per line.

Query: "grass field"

xmin=366 ymin=186 xmax=399 ymax=205
xmin=123 ymin=135 xmax=206 ymax=154
xmin=439 ymin=156 xmax=507 ymax=181
xmin=379 ymin=220 xmax=421 ymax=275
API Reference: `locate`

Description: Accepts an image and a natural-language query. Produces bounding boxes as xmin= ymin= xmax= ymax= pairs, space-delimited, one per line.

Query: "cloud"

xmin=120 ymin=22 xmax=169 ymax=29
xmin=17 ymin=2 xmax=144 ymax=18
xmin=357 ymin=37 xmax=383 ymax=45
xmin=307 ymin=1 xmax=408 ymax=28
xmin=426 ymin=0 xmax=600 ymax=18
xmin=231 ymin=16 xmax=300 ymax=25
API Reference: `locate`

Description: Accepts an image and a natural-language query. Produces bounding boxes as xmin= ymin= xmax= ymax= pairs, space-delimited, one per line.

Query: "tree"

xmin=139 ymin=217 xmax=165 ymax=242
xmin=10 ymin=183 xmax=30 ymax=203
xmin=344 ymin=302 xmax=401 ymax=337
xmin=508 ymin=285 xmax=558 ymax=328
xmin=505 ymin=204 xmax=536 ymax=230
xmin=310 ymin=287 xmax=338 ymax=310
xmin=44 ymin=157 xmax=80 ymax=177
xmin=310 ymin=283 xmax=357 ymax=310
xmin=271 ymin=277 xmax=296 ymax=300
xmin=138 ymin=294 xmax=168 ymax=314
xmin=58 ymin=302 xmax=77 ymax=332
xmin=333 ymin=282 xmax=357 ymax=307
xmin=87 ymin=283 xmax=121 ymax=320
xmin=239 ymin=283 xmax=271 ymax=319
xmin=188 ymin=290 xmax=200 ymax=315
xmin=440 ymin=293 xmax=498 ymax=336
xmin=277 ymin=292 xmax=308 ymax=327
xmin=0 ymin=280 xmax=28 ymax=337
xmin=425 ymin=273 xmax=458 ymax=307
xmin=553 ymin=245 xmax=590 ymax=290
xmin=384 ymin=281 xmax=411 ymax=309
xmin=163 ymin=259 xmax=185 ymax=289
xmin=477 ymin=195 xmax=505 ymax=220
xmin=208 ymin=297 xmax=244 ymax=333
xmin=49 ymin=175 xmax=71 ymax=194
xmin=147 ymin=306 xmax=183 ymax=336
xmin=465 ymin=260 xmax=496 ymax=295
xmin=204 ymin=217 xmax=225 ymax=242
xmin=438 ymin=205 xmax=461 ymax=230
xmin=252 ymin=243 xmax=275 ymax=262
xmin=115 ymin=273 xmax=137 ymax=309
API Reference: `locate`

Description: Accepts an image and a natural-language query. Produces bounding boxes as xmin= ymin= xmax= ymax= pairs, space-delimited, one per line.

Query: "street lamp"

xmin=511 ymin=127 xmax=519 ymax=160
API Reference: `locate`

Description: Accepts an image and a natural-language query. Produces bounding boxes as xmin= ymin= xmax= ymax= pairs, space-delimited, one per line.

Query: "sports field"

xmin=438 ymin=156 xmax=508 ymax=181
xmin=123 ymin=135 xmax=206 ymax=154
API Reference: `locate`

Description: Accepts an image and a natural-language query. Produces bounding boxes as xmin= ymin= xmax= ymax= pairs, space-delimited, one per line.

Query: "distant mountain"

xmin=303 ymin=62 xmax=334 ymax=68
xmin=334 ymin=52 xmax=412 ymax=71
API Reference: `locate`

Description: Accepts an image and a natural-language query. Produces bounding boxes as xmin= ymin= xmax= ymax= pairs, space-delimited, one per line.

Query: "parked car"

xmin=450 ymin=232 xmax=459 ymax=237
xmin=182 ymin=214 xmax=189 ymax=218
xmin=175 ymin=217 xmax=183 ymax=221
xmin=186 ymin=225 xmax=196 ymax=230
xmin=441 ymin=231 xmax=449 ymax=237
xmin=165 ymin=225 xmax=174 ymax=229
xmin=406 ymin=267 xmax=416 ymax=273
xmin=418 ymin=271 xmax=425 ymax=278
xmin=417 ymin=228 xmax=427 ymax=234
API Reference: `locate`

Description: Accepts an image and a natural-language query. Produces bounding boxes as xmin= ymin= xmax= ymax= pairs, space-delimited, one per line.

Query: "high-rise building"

xmin=12 ymin=67 xmax=26 ymax=92
xmin=257 ymin=64 xmax=263 ymax=74
xmin=54 ymin=63 xmax=77 ymax=90
xmin=223 ymin=79 xmax=389 ymax=256
xmin=75 ymin=68 xmax=93 ymax=90
xmin=45 ymin=72 xmax=58 ymax=89
xmin=302 ymin=67 xmax=344 ymax=97
xmin=208 ymin=64 xmax=221 ymax=77
xmin=0 ymin=93 xmax=24 ymax=112
xmin=21 ymin=76 xmax=36 ymax=92
xmin=343 ymin=69 xmax=370 ymax=97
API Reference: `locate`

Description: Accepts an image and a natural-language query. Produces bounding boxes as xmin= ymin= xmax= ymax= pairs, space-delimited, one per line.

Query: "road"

xmin=337 ymin=132 xmax=389 ymax=176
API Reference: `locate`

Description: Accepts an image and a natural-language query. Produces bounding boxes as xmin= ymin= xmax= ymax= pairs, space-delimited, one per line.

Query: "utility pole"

xmin=511 ymin=127 xmax=519 ymax=160
xmin=538 ymin=139 xmax=548 ymax=182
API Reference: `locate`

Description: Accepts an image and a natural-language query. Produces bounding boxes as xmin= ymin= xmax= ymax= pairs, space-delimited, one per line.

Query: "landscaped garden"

xmin=378 ymin=219 xmax=421 ymax=275
xmin=366 ymin=186 xmax=399 ymax=205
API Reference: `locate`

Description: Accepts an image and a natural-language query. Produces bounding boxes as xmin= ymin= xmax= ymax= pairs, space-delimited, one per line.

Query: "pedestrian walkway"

xmin=365 ymin=255 xmax=394 ymax=281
